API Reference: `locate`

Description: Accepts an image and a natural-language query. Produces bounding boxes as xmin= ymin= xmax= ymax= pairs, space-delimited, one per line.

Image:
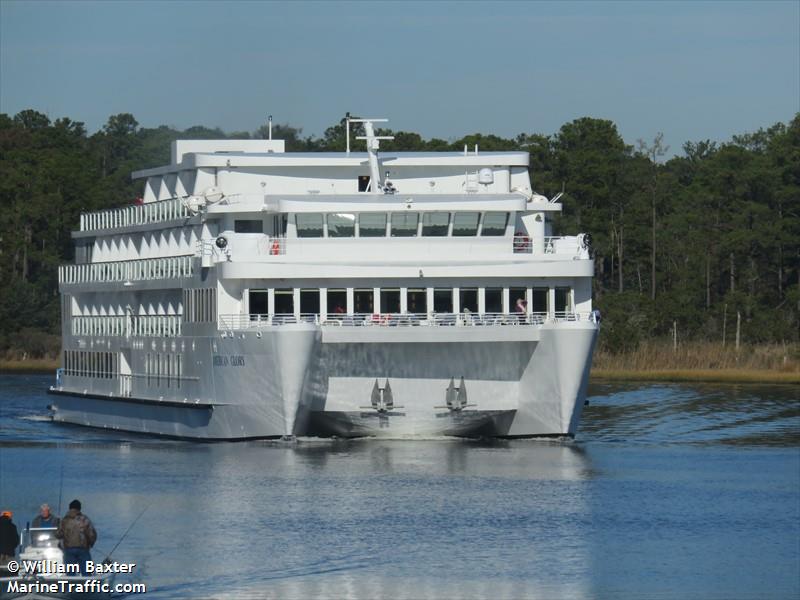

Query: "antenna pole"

xmin=345 ymin=112 xmax=351 ymax=154
xmin=268 ymin=115 xmax=272 ymax=140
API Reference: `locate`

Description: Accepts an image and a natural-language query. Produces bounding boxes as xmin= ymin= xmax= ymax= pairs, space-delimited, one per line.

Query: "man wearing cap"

xmin=56 ymin=500 xmax=97 ymax=575
xmin=32 ymin=504 xmax=60 ymax=529
xmin=0 ymin=510 xmax=20 ymax=569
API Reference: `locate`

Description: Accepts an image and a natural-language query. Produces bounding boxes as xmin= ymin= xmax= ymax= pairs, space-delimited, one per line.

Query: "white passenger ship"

xmin=50 ymin=117 xmax=598 ymax=440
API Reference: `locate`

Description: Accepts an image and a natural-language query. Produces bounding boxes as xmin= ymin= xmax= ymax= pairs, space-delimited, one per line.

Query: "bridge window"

xmin=485 ymin=288 xmax=503 ymax=313
xmin=359 ymin=213 xmax=387 ymax=237
xmin=274 ymin=289 xmax=294 ymax=314
xmin=381 ymin=289 xmax=401 ymax=313
xmin=327 ymin=213 xmax=356 ymax=238
xmin=459 ymin=289 xmax=478 ymax=313
xmin=234 ymin=220 xmax=263 ymax=234
xmin=407 ymin=289 xmax=427 ymax=313
xmin=481 ymin=212 xmax=508 ymax=236
xmin=452 ymin=212 xmax=480 ymax=236
xmin=354 ymin=289 xmax=374 ymax=313
xmin=422 ymin=212 xmax=450 ymax=236
xmin=296 ymin=213 xmax=324 ymax=238
xmin=391 ymin=212 xmax=419 ymax=237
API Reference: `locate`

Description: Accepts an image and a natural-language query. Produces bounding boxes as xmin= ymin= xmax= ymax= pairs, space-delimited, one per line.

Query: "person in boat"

xmin=0 ymin=510 xmax=20 ymax=569
xmin=32 ymin=503 xmax=60 ymax=528
xmin=515 ymin=298 xmax=528 ymax=314
xmin=56 ymin=500 xmax=97 ymax=575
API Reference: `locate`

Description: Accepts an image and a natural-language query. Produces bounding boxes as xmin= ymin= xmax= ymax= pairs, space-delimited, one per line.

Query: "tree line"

xmin=0 ymin=109 xmax=797 ymax=357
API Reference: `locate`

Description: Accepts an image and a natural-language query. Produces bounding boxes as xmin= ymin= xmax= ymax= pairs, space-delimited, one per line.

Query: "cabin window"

xmin=555 ymin=288 xmax=572 ymax=313
xmin=422 ymin=212 xmax=450 ymax=236
xmin=327 ymin=213 xmax=356 ymax=238
xmin=459 ymin=289 xmax=478 ymax=313
xmin=300 ymin=289 xmax=320 ymax=314
xmin=327 ymin=289 xmax=347 ymax=315
xmin=511 ymin=287 xmax=527 ymax=313
xmin=391 ymin=212 xmax=419 ymax=237
xmin=485 ymin=288 xmax=503 ymax=313
xmin=381 ymin=289 xmax=401 ymax=313
xmin=295 ymin=213 xmax=324 ymax=238
xmin=249 ymin=290 xmax=269 ymax=316
xmin=452 ymin=212 xmax=480 ymax=236
xmin=433 ymin=289 xmax=453 ymax=313
xmin=358 ymin=175 xmax=371 ymax=192
xmin=274 ymin=289 xmax=294 ymax=314
xmin=481 ymin=212 xmax=508 ymax=236
xmin=354 ymin=289 xmax=374 ymax=313
xmin=359 ymin=213 xmax=387 ymax=237
xmin=407 ymin=289 xmax=427 ymax=313
xmin=531 ymin=288 xmax=548 ymax=314
xmin=234 ymin=220 xmax=263 ymax=234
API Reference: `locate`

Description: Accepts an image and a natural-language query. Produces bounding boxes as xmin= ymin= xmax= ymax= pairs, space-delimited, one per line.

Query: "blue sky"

xmin=1 ymin=1 xmax=798 ymax=152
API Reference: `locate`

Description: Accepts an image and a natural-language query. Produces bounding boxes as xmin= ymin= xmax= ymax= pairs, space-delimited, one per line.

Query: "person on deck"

xmin=32 ymin=503 xmax=60 ymax=528
xmin=56 ymin=500 xmax=96 ymax=575
xmin=0 ymin=510 xmax=20 ymax=569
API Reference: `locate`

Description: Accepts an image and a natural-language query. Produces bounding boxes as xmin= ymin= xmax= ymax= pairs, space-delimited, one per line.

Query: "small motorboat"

xmin=0 ymin=526 xmax=117 ymax=599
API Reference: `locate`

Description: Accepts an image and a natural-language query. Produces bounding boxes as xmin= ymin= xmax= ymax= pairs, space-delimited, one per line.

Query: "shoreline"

xmin=2 ymin=359 xmax=797 ymax=385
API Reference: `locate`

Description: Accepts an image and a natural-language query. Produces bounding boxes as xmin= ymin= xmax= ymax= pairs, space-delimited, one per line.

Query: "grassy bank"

xmin=0 ymin=357 xmax=59 ymax=373
xmin=591 ymin=341 xmax=800 ymax=384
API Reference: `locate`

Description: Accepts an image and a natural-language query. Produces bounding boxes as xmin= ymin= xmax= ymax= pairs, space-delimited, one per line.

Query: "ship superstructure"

xmin=50 ymin=118 xmax=599 ymax=439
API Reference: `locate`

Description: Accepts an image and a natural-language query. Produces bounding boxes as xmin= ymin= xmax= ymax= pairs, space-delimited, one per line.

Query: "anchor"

xmin=435 ymin=377 xmax=476 ymax=412
xmin=360 ymin=379 xmax=403 ymax=413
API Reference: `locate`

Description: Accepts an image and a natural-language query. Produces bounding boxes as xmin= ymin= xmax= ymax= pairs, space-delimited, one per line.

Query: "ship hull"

xmin=50 ymin=321 xmax=598 ymax=440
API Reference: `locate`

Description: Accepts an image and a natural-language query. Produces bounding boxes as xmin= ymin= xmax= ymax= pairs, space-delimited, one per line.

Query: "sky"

xmin=1 ymin=0 xmax=798 ymax=153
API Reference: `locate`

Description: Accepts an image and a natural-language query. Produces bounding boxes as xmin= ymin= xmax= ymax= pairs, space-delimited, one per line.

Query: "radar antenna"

xmin=351 ymin=118 xmax=395 ymax=194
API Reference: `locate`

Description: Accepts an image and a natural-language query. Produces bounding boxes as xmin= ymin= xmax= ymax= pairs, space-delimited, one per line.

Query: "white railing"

xmin=70 ymin=315 xmax=183 ymax=337
xmin=59 ymin=255 xmax=194 ymax=285
xmin=80 ymin=197 xmax=191 ymax=232
xmin=219 ymin=312 xmax=595 ymax=329
xmin=513 ymin=236 xmax=586 ymax=255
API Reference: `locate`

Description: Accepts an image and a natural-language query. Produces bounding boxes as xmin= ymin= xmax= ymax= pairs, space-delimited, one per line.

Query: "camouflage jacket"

xmin=56 ymin=510 xmax=96 ymax=549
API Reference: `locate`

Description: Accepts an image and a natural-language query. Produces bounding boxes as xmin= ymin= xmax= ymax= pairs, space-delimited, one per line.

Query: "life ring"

xmin=513 ymin=232 xmax=530 ymax=251
xmin=270 ymin=240 xmax=280 ymax=255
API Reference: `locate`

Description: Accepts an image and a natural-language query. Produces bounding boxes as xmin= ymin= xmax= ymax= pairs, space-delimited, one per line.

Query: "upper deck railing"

xmin=70 ymin=314 xmax=182 ymax=337
xmin=59 ymin=255 xmax=194 ymax=285
xmin=79 ymin=197 xmax=191 ymax=232
xmin=219 ymin=312 xmax=594 ymax=329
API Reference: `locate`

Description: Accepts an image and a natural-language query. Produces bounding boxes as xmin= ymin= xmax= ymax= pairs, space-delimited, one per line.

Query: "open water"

xmin=0 ymin=374 xmax=798 ymax=599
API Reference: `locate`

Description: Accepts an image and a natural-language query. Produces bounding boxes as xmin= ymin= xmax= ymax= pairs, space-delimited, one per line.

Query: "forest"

xmin=0 ymin=109 xmax=798 ymax=360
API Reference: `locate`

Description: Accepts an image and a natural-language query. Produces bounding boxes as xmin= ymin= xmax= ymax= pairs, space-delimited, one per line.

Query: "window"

xmin=274 ymin=289 xmax=294 ymax=314
xmin=327 ymin=289 xmax=347 ymax=315
xmin=358 ymin=175 xmax=371 ymax=192
xmin=485 ymin=288 xmax=502 ymax=313
xmin=531 ymin=288 xmax=548 ymax=313
xmin=327 ymin=213 xmax=356 ymax=238
xmin=453 ymin=212 xmax=480 ymax=236
xmin=481 ymin=212 xmax=508 ymax=236
xmin=422 ymin=212 xmax=450 ymax=236
xmin=354 ymin=289 xmax=374 ymax=314
xmin=359 ymin=213 xmax=387 ymax=237
xmin=381 ymin=289 xmax=401 ymax=313
xmin=296 ymin=213 xmax=324 ymax=238
xmin=511 ymin=287 xmax=527 ymax=313
xmin=555 ymin=288 xmax=572 ymax=313
xmin=433 ymin=289 xmax=453 ymax=313
xmin=407 ymin=289 xmax=427 ymax=313
xmin=391 ymin=212 xmax=419 ymax=237
xmin=249 ymin=290 xmax=268 ymax=315
xmin=234 ymin=220 xmax=263 ymax=234
xmin=300 ymin=289 xmax=320 ymax=314
xmin=460 ymin=289 xmax=478 ymax=313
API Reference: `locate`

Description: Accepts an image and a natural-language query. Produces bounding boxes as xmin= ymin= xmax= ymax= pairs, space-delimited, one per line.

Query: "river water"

xmin=0 ymin=374 xmax=798 ymax=599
